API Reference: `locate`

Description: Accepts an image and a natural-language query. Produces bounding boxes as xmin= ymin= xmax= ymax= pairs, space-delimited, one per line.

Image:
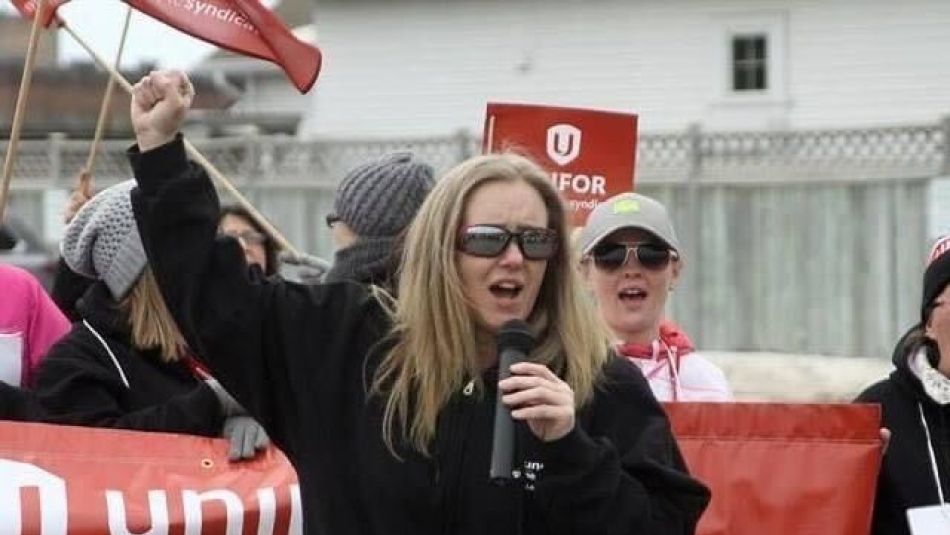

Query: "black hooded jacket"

xmin=31 ymin=282 xmax=224 ymax=435
xmin=129 ymin=136 xmax=710 ymax=535
xmin=51 ymin=257 xmax=93 ymax=322
xmin=856 ymin=328 xmax=950 ymax=535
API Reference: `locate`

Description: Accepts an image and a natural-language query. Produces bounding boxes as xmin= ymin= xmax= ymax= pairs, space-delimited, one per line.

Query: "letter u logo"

xmin=546 ymin=124 xmax=582 ymax=166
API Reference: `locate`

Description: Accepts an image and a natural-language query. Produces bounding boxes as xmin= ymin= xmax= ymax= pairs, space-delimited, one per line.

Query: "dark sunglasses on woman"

xmin=458 ymin=225 xmax=559 ymax=260
xmin=590 ymin=241 xmax=677 ymax=271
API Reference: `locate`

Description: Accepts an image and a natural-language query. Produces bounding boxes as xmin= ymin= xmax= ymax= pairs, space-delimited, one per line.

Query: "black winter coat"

xmin=856 ymin=328 xmax=950 ymax=535
xmin=32 ymin=282 xmax=224 ymax=435
xmin=50 ymin=257 xmax=93 ymax=322
xmin=130 ymin=136 xmax=710 ymax=535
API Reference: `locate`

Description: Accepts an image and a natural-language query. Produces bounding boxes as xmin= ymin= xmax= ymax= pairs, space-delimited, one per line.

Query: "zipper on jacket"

xmin=440 ymin=385 xmax=478 ymax=534
xmin=937 ymin=406 xmax=950 ymax=499
xmin=434 ymin=379 xmax=474 ymax=486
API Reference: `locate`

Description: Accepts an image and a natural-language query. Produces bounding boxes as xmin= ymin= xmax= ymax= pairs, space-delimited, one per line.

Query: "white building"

xmin=302 ymin=0 xmax=950 ymax=137
xmin=191 ymin=0 xmax=950 ymax=138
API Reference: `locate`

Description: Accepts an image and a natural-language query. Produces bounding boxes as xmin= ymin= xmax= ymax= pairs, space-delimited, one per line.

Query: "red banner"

xmin=664 ymin=403 xmax=882 ymax=535
xmin=482 ymin=102 xmax=638 ymax=226
xmin=9 ymin=0 xmax=70 ymax=27
xmin=123 ymin=0 xmax=322 ymax=93
xmin=0 ymin=421 xmax=300 ymax=535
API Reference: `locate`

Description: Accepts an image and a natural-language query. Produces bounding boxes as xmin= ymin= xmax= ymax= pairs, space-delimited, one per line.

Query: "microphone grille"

xmin=496 ymin=319 xmax=536 ymax=355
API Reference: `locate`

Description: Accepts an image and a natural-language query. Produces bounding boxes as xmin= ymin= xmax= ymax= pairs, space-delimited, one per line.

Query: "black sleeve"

xmin=32 ymin=340 xmax=224 ymax=436
xmin=128 ymin=136 xmax=376 ymax=459
xmin=50 ymin=258 xmax=93 ymax=322
xmin=0 ymin=381 xmax=49 ymax=421
xmin=854 ymin=380 xmax=888 ymax=403
xmin=527 ymin=358 xmax=710 ymax=534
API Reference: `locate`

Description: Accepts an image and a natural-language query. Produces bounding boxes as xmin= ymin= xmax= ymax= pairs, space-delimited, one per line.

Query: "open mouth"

xmin=618 ymin=287 xmax=647 ymax=303
xmin=490 ymin=281 xmax=523 ymax=300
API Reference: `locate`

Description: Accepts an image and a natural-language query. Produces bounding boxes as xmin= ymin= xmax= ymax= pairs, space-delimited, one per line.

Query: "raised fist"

xmin=130 ymin=69 xmax=195 ymax=152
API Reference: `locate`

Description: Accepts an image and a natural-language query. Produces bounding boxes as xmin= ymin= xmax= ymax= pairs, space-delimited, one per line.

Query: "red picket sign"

xmin=663 ymin=402 xmax=882 ymax=535
xmin=9 ymin=0 xmax=70 ymax=27
xmin=483 ymin=102 xmax=638 ymax=226
xmin=123 ymin=0 xmax=322 ymax=93
xmin=0 ymin=420 xmax=300 ymax=535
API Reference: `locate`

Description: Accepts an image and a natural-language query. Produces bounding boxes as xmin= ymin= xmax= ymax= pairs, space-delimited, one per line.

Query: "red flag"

xmin=664 ymin=403 xmax=881 ymax=535
xmin=123 ymin=0 xmax=322 ymax=93
xmin=9 ymin=0 xmax=70 ymax=28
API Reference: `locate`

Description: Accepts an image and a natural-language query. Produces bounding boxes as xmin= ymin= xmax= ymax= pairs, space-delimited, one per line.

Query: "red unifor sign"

xmin=0 ymin=421 xmax=300 ymax=535
xmin=482 ymin=103 xmax=638 ymax=226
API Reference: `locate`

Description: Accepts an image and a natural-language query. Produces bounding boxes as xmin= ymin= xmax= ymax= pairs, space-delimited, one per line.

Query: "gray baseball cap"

xmin=577 ymin=192 xmax=681 ymax=256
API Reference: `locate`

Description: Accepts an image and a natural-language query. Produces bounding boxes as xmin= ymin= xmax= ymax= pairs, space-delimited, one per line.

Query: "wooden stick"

xmin=61 ymin=19 xmax=301 ymax=257
xmin=0 ymin=0 xmax=47 ymax=223
xmin=82 ymin=5 xmax=133 ymax=178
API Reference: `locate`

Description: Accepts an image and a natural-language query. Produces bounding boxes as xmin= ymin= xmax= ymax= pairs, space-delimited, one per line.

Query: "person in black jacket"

xmin=31 ymin=180 xmax=268 ymax=461
xmin=128 ymin=70 xmax=710 ymax=535
xmin=857 ymin=234 xmax=950 ymax=534
xmin=52 ymin=203 xmax=280 ymax=321
xmin=218 ymin=204 xmax=280 ymax=277
xmin=50 ymin=173 xmax=97 ymax=322
xmin=323 ymin=151 xmax=435 ymax=290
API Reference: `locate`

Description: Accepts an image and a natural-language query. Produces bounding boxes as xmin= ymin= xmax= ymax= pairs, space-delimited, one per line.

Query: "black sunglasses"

xmin=458 ymin=225 xmax=559 ymax=260
xmin=590 ymin=242 xmax=677 ymax=271
xmin=325 ymin=213 xmax=340 ymax=228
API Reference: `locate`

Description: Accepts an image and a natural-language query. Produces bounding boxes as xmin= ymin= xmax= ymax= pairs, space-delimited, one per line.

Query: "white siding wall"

xmin=231 ymin=73 xmax=312 ymax=115
xmin=195 ymin=55 xmax=312 ymax=116
xmin=300 ymin=0 xmax=950 ymax=137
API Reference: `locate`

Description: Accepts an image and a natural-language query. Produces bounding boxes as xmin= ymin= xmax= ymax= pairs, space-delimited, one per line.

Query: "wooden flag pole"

xmin=80 ymin=5 xmax=134 ymax=183
xmin=60 ymin=19 xmax=301 ymax=257
xmin=0 ymin=0 xmax=48 ymax=223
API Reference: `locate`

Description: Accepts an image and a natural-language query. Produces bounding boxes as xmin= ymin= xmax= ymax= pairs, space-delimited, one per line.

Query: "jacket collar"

xmin=76 ymin=282 xmax=131 ymax=339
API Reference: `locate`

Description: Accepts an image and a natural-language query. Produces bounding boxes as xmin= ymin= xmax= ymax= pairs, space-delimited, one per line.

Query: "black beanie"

xmin=922 ymin=235 xmax=950 ymax=323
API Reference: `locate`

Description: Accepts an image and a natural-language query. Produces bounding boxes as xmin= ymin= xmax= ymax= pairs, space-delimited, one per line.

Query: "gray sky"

xmin=2 ymin=1 xmax=278 ymax=69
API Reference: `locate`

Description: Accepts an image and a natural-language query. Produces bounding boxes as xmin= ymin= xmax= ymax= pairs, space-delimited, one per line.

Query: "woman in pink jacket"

xmin=577 ymin=193 xmax=733 ymax=402
xmin=0 ymin=263 xmax=70 ymax=387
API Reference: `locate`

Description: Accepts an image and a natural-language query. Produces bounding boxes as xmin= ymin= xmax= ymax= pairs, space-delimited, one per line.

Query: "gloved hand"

xmin=278 ymin=251 xmax=330 ymax=284
xmin=222 ymin=416 xmax=270 ymax=461
xmin=205 ymin=377 xmax=245 ymax=417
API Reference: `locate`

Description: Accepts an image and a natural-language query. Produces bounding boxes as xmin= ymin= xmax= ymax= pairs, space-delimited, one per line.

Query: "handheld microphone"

xmin=490 ymin=319 xmax=536 ymax=485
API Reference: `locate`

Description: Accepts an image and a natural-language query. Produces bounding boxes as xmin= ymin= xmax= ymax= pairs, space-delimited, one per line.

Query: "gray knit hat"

xmin=60 ymin=180 xmax=147 ymax=300
xmin=333 ymin=151 xmax=435 ymax=237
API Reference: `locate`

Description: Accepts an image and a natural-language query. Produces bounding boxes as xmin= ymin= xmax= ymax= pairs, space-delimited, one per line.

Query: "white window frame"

xmin=713 ymin=11 xmax=789 ymax=104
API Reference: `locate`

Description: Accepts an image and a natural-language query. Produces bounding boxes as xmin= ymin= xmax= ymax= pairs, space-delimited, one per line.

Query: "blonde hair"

xmin=372 ymin=152 xmax=611 ymax=455
xmin=120 ymin=268 xmax=187 ymax=362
